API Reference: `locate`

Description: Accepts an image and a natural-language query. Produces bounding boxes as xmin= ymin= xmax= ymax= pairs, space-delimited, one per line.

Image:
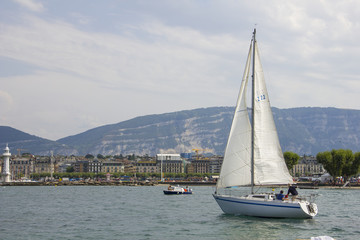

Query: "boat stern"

xmin=299 ymin=202 xmax=318 ymax=218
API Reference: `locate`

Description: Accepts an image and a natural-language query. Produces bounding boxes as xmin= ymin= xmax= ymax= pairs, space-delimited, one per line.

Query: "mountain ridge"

xmin=1 ymin=106 xmax=360 ymax=156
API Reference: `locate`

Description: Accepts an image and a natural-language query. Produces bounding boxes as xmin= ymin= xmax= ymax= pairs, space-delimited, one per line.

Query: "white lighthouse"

xmin=2 ymin=144 xmax=11 ymax=182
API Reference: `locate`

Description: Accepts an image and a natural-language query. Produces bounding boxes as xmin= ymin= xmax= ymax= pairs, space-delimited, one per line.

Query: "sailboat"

xmin=213 ymin=29 xmax=318 ymax=219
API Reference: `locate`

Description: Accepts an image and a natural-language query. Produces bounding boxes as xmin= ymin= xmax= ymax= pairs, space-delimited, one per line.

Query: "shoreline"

xmin=1 ymin=181 xmax=360 ymax=189
xmin=0 ymin=180 xmax=216 ymax=187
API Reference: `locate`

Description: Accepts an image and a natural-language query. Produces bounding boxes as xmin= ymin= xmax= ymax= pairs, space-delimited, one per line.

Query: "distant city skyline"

xmin=1 ymin=0 xmax=360 ymax=140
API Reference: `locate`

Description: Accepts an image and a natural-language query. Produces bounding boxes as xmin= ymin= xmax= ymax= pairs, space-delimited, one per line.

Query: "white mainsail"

xmin=217 ymin=39 xmax=293 ymax=190
xmin=216 ymin=43 xmax=252 ymax=189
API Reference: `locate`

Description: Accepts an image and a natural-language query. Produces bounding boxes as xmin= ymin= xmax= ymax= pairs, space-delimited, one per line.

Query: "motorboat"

xmin=163 ymin=185 xmax=192 ymax=195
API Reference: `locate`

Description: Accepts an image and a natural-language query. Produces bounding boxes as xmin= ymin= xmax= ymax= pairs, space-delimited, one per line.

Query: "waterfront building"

xmin=89 ymin=159 xmax=103 ymax=173
xmin=57 ymin=162 xmax=72 ymax=173
xmin=33 ymin=156 xmax=57 ymax=174
xmin=124 ymin=163 xmax=136 ymax=174
xmin=186 ymin=155 xmax=223 ymax=174
xmin=74 ymin=161 xmax=90 ymax=172
xmin=57 ymin=156 xmax=78 ymax=172
xmin=156 ymin=154 xmax=184 ymax=173
xmin=291 ymin=156 xmax=325 ymax=177
xmin=209 ymin=156 xmax=223 ymax=174
xmin=188 ymin=158 xmax=210 ymax=173
xmin=63 ymin=156 xmax=80 ymax=163
xmin=136 ymin=161 xmax=158 ymax=173
xmin=156 ymin=154 xmax=181 ymax=161
xmin=102 ymin=161 xmax=124 ymax=173
xmin=10 ymin=157 xmax=34 ymax=179
xmin=7 ymin=155 xmax=57 ymax=179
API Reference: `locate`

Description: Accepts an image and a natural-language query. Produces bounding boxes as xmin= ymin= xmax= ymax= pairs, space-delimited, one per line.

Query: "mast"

xmin=251 ymin=28 xmax=256 ymax=194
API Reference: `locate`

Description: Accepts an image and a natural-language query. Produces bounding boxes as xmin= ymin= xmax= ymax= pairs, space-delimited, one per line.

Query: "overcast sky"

xmin=1 ymin=0 xmax=359 ymax=140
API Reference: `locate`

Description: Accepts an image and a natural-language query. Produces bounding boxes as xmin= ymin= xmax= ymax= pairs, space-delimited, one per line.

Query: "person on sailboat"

xmin=287 ymin=184 xmax=298 ymax=201
xmin=276 ymin=190 xmax=285 ymax=201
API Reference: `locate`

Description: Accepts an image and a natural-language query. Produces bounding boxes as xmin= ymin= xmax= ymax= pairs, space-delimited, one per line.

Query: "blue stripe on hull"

xmin=215 ymin=196 xmax=301 ymax=209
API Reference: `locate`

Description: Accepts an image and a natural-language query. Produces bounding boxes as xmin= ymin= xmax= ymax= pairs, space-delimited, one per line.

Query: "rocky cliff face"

xmin=2 ymin=107 xmax=360 ymax=156
xmin=274 ymin=107 xmax=360 ymax=155
xmin=57 ymin=107 xmax=234 ymax=156
xmin=57 ymin=107 xmax=360 ymax=156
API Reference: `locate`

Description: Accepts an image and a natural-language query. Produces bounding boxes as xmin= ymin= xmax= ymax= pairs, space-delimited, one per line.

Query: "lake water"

xmin=0 ymin=185 xmax=359 ymax=240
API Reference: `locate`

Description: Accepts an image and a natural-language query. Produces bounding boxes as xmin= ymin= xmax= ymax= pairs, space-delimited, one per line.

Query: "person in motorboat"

xmin=287 ymin=184 xmax=298 ymax=201
xmin=168 ymin=185 xmax=172 ymax=190
xmin=276 ymin=190 xmax=285 ymax=200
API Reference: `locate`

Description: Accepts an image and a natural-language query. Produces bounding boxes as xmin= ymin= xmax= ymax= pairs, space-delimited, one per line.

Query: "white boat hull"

xmin=213 ymin=194 xmax=317 ymax=219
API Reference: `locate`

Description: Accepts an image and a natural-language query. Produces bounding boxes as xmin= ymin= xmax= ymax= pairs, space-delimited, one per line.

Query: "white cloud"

xmin=0 ymin=15 xmax=243 ymax=139
xmin=1 ymin=0 xmax=360 ymax=139
xmin=12 ymin=0 xmax=45 ymax=12
xmin=0 ymin=15 xmax=241 ymax=96
xmin=0 ymin=91 xmax=14 ymax=122
xmin=0 ymin=90 xmax=13 ymax=105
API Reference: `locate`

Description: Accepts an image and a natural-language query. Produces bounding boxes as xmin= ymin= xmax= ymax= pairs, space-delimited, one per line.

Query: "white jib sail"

xmin=252 ymin=42 xmax=293 ymax=185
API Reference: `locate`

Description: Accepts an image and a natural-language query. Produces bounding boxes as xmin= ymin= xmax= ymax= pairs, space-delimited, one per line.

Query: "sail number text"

xmin=257 ymin=94 xmax=266 ymax=102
